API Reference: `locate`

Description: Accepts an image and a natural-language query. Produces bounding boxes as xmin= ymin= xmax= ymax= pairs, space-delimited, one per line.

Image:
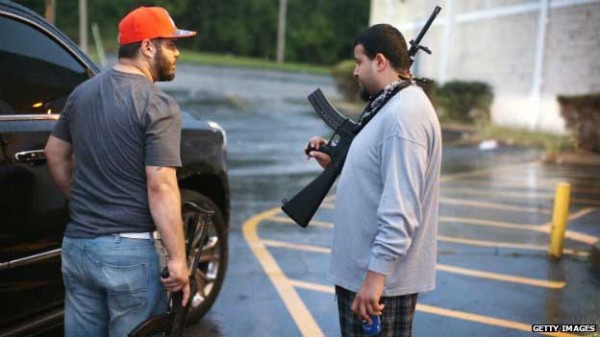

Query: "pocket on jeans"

xmin=99 ymin=262 xmax=149 ymax=295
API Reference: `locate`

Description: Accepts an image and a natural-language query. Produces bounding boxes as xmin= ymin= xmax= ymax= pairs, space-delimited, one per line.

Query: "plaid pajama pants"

xmin=335 ymin=286 xmax=418 ymax=337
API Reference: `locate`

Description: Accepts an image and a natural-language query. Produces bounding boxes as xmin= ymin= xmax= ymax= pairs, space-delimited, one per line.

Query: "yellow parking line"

xmin=242 ymin=207 xmax=324 ymax=337
xmin=415 ymin=304 xmax=579 ymax=337
xmin=270 ymin=216 xmax=333 ymax=228
xmin=262 ymin=239 xmax=565 ymax=289
xmin=438 ymin=235 xmax=588 ymax=257
xmin=443 ymin=178 xmax=600 ymax=195
xmin=436 ymin=264 xmax=565 ymax=289
xmin=443 ymin=188 xmax=600 ymax=206
xmin=536 ymin=225 xmax=599 ymax=245
xmin=440 ymin=197 xmax=552 ymax=214
xmin=268 ymin=215 xmax=592 ymax=254
xmin=262 ymin=239 xmax=330 ymax=253
xmin=443 ymin=178 xmax=551 ymax=190
xmin=289 ymin=279 xmax=333 ymax=293
xmin=268 ymin=214 xmax=587 ymax=256
xmin=440 ymin=216 xmax=537 ymax=230
xmin=244 ymin=162 xmax=596 ymax=336
xmin=289 ymin=279 xmax=578 ymax=337
xmin=441 ymin=211 xmax=598 ymax=245
xmin=262 ymin=239 xmax=331 ymax=254
xmin=444 ymin=187 xmax=554 ymax=198
xmin=535 ymin=207 xmax=599 ymax=245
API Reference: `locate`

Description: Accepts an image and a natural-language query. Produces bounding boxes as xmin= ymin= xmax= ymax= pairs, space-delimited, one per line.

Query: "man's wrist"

xmin=169 ymin=255 xmax=186 ymax=263
xmin=366 ymin=270 xmax=386 ymax=283
xmin=368 ymin=256 xmax=396 ymax=275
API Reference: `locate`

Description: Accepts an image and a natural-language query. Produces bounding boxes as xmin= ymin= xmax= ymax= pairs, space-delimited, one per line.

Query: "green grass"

xmin=178 ymin=50 xmax=331 ymax=75
xmin=86 ymin=46 xmax=331 ymax=75
xmin=472 ymin=122 xmax=573 ymax=152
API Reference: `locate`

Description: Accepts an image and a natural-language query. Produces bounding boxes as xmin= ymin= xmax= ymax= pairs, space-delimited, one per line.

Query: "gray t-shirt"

xmin=51 ymin=69 xmax=182 ymax=238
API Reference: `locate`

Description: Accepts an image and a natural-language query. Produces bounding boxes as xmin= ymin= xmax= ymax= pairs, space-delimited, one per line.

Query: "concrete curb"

xmin=552 ymin=152 xmax=600 ymax=166
xmin=591 ymin=241 xmax=600 ymax=276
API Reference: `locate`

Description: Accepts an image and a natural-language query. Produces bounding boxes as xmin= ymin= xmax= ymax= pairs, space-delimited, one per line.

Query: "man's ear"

xmin=374 ymin=53 xmax=388 ymax=71
xmin=140 ymin=39 xmax=155 ymax=58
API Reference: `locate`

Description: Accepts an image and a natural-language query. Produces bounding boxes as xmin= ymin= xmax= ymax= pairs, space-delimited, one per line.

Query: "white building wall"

xmin=370 ymin=0 xmax=600 ymax=133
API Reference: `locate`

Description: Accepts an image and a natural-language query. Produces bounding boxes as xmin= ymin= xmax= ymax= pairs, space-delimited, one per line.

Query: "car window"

xmin=0 ymin=14 xmax=91 ymax=116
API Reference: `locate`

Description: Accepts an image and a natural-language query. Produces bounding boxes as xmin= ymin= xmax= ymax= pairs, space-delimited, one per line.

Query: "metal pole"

xmin=438 ymin=0 xmax=453 ymax=85
xmin=44 ymin=0 xmax=55 ymax=25
xmin=92 ymin=22 xmax=107 ymax=68
xmin=79 ymin=0 xmax=88 ymax=54
xmin=529 ymin=0 xmax=549 ymax=130
xmin=549 ymin=182 xmax=571 ymax=258
xmin=276 ymin=0 xmax=287 ymax=64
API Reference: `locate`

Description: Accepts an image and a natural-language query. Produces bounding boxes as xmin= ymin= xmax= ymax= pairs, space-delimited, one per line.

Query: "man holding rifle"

xmin=307 ymin=24 xmax=441 ymax=336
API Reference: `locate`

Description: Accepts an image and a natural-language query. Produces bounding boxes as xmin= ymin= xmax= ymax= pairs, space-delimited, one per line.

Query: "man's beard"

xmin=358 ymin=83 xmax=371 ymax=102
xmin=154 ymin=48 xmax=175 ymax=82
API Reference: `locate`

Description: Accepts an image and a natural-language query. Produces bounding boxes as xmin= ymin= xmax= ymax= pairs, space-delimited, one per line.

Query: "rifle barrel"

xmin=408 ymin=6 xmax=442 ymax=58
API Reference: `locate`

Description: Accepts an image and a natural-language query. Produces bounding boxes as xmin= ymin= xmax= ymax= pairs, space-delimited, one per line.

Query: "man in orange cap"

xmin=45 ymin=7 xmax=196 ymax=336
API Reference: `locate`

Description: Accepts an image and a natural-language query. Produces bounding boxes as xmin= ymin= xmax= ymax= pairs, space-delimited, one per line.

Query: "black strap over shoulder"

xmin=356 ymin=80 xmax=412 ymax=131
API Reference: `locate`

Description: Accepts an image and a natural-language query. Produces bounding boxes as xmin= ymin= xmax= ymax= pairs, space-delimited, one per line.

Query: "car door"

xmin=0 ymin=2 xmax=98 ymax=334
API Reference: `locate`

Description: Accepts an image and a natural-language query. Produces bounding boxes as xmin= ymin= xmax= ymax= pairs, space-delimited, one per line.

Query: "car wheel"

xmin=180 ymin=189 xmax=228 ymax=323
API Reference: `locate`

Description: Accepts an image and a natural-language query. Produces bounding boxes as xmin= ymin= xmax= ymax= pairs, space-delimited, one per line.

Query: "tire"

xmin=180 ymin=190 xmax=228 ymax=323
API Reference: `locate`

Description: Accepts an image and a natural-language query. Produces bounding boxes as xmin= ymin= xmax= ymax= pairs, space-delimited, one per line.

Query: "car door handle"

xmin=15 ymin=150 xmax=46 ymax=162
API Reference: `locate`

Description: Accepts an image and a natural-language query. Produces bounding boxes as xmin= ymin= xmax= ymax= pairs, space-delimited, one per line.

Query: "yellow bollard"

xmin=549 ymin=182 xmax=571 ymax=258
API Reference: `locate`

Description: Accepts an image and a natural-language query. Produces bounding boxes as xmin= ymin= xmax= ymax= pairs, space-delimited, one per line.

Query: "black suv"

xmin=0 ymin=1 xmax=229 ymax=335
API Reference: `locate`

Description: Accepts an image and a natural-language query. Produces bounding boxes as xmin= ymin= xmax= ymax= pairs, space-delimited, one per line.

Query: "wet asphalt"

xmin=157 ymin=63 xmax=600 ymax=337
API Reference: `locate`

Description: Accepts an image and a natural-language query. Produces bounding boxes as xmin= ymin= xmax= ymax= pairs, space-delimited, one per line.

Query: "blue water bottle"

xmin=361 ymin=315 xmax=381 ymax=336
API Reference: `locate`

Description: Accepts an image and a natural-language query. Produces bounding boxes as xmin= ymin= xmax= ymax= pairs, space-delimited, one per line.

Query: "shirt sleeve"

xmin=50 ymin=96 xmax=74 ymax=143
xmin=368 ymin=135 xmax=428 ymax=275
xmin=144 ymin=94 xmax=182 ymax=167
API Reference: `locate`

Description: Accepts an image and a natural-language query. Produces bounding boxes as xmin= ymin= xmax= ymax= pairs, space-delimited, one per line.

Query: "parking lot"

xmin=157 ymin=64 xmax=600 ymax=337
xmin=230 ymin=161 xmax=600 ymax=337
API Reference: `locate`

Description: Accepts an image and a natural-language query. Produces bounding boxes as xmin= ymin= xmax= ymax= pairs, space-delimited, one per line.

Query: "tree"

xmin=17 ymin=0 xmax=369 ymax=65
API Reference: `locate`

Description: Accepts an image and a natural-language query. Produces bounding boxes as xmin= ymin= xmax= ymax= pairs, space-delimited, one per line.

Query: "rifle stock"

xmin=282 ymin=162 xmax=340 ymax=227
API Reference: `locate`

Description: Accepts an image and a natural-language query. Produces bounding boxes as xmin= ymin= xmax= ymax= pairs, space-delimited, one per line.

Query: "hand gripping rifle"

xmin=128 ymin=202 xmax=214 ymax=337
xmin=281 ymin=6 xmax=441 ymax=228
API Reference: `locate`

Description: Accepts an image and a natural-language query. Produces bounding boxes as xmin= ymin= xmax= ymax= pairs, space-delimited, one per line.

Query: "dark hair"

xmin=118 ymin=42 xmax=142 ymax=59
xmin=354 ymin=24 xmax=409 ymax=72
xmin=118 ymin=39 xmax=166 ymax=59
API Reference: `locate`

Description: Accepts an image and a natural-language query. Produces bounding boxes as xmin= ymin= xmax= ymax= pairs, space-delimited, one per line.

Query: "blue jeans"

xmin=61 ymin=235 xmax=167 ymax=337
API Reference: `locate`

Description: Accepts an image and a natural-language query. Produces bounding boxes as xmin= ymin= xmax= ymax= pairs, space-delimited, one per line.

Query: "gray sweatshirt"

xmin=329 ymin=84 xmax=441 ymax=296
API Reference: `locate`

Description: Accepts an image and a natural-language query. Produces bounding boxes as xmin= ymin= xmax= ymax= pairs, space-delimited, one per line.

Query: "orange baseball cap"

xmin=118 ymin=7 xmax=196 ymax=45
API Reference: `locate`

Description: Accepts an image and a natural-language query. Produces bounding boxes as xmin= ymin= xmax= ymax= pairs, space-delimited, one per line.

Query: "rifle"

xmin=128 ymin=202 xmax=214 ymax=337
xmin=281 ymin=6 xmax=442 ymax=228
